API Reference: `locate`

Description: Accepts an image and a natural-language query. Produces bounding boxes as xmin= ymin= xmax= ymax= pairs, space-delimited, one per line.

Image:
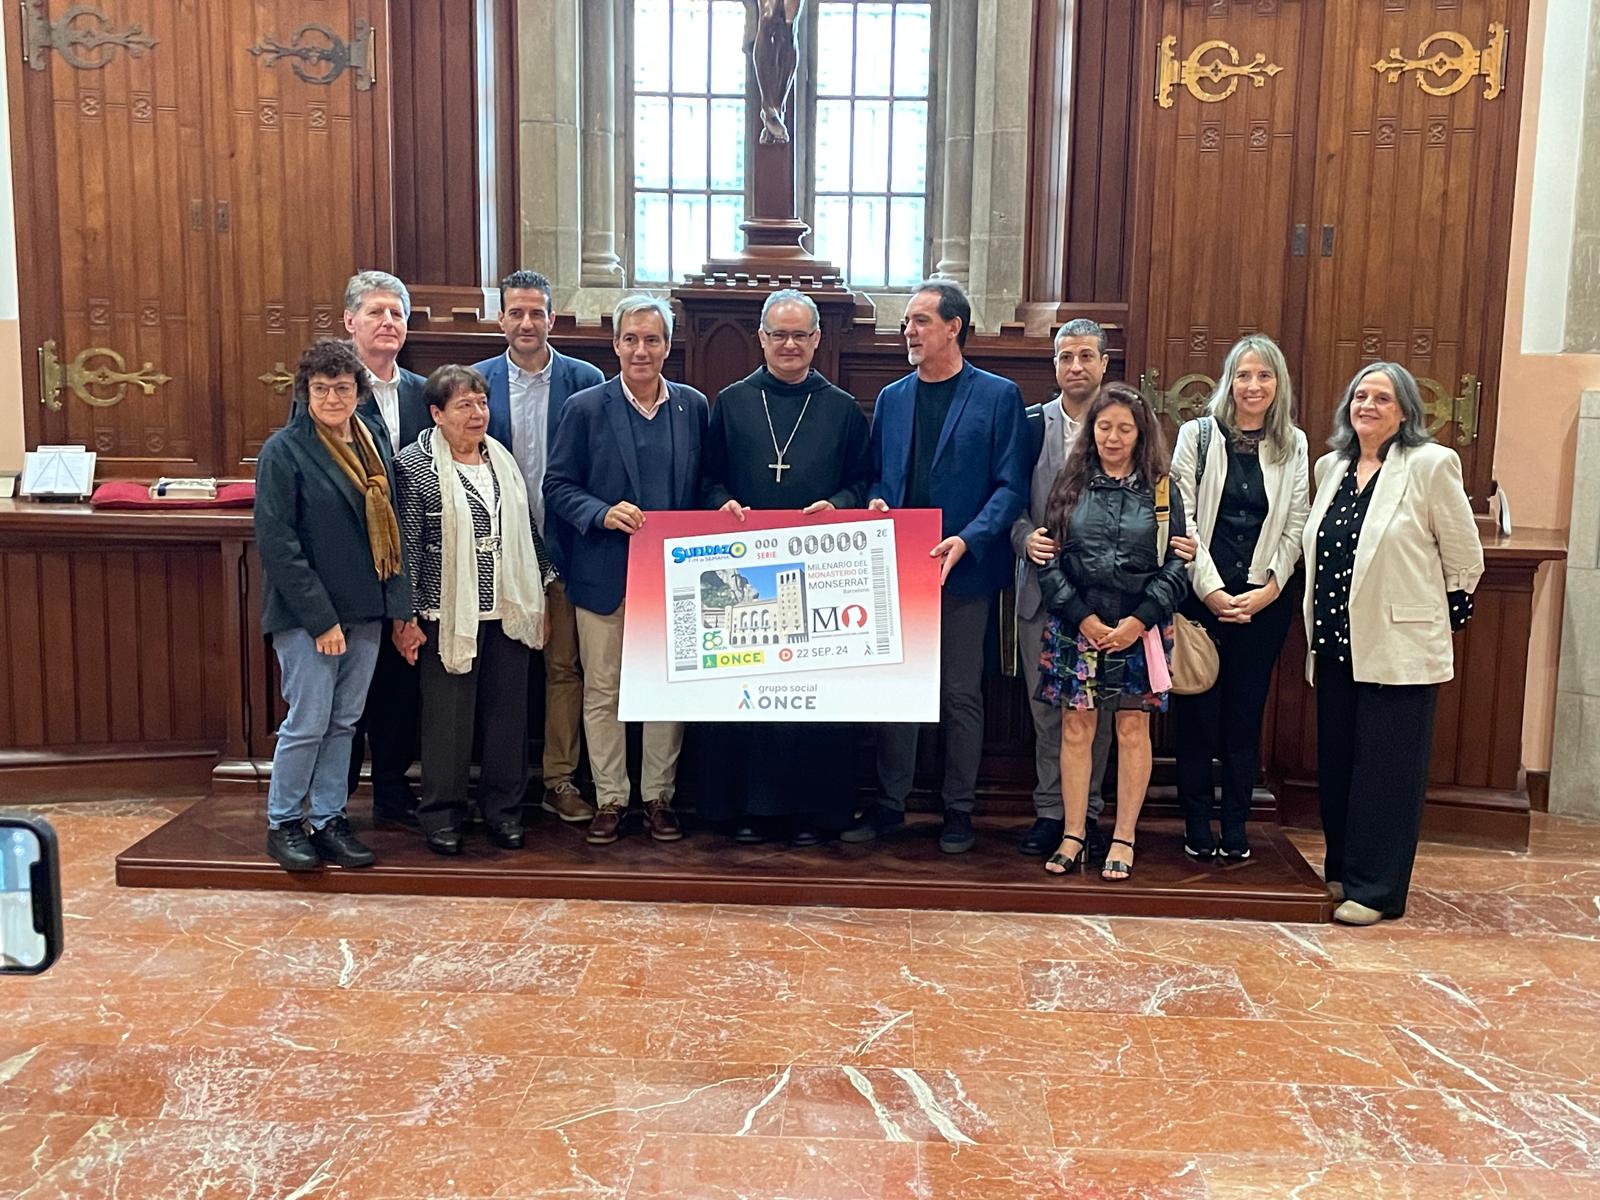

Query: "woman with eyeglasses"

xmin=254 ymin=338 xmax=413 ymax=873
xmin=391 ymin=364 xmax=550 ymax=855
xmin=1303 ymin=362 xmax=1482 ymax=924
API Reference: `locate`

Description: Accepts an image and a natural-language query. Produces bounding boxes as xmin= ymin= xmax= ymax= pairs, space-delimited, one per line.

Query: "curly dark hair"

xmin=423 ymin=363 xmax=491 ymax=411
xmin=292 ymin=338 xmax=371 ymax=409
xmin=1045 ymin=382 xmax=1171 ymax=544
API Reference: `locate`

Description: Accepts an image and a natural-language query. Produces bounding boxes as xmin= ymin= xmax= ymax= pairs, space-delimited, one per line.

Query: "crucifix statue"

xmin=744 ymin=0 xmax=805 ymax=144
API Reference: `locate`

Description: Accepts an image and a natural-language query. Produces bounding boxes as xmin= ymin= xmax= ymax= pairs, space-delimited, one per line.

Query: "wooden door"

xmin=1295 ymin=0 xmax=1525 ymax=497
xmin=210 ymin=0 xmax=392 ymax=471
xmin=1137 ymin=0 xmax=1320 ymax=442
xmin=8 ymin=0 xmax=217 ymax=476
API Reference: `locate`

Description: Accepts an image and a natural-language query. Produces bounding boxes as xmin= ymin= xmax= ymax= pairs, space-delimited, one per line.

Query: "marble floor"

xmin=2 ymin=800 xmax=1598 ymax=1199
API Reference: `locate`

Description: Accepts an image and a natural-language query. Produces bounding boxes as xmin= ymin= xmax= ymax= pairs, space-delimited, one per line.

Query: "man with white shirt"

xmin=545 ymin=295 xmax=708 ymax=846
xmin=1011 ymin=318 xmax=1116 ymax=860
xmin=472 ymin=270 xmax=604 ymax=826
xmin=342 ymin=270 xmax=429 ymax=823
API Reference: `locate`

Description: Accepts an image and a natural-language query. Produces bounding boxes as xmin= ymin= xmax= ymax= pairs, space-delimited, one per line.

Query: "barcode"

xmin=871 ymin=548 xmax=892 ymax=656
xmin=671 ymin=588 xmax=697 ymax=671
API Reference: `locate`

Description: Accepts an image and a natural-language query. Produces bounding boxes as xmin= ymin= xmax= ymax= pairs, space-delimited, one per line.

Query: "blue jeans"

xmin=267 ymin=622 xmax=381 ymax=830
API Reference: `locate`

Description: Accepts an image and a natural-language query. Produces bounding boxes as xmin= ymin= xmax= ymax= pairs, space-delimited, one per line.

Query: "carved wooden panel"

xmin=1138 ymin=0 xmax=1316 ymax=440
xmin=10 ymin=0 xmax=216 ymax=475
xmin=1296 ymin=0 xmax=1525 ymax=504
xmin=213 ymin=0 xmax=391 ymax=471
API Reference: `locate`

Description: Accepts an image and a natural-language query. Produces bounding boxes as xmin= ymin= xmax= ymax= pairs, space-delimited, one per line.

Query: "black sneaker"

xmin=1184 ymin=823 xmax=1217 ymax=861
xmin=939 ymin=809 xmax=976 ymax=854
xmin=309 ymin=815 xmax=376 ymax=868
xmin=1018 ymin=817 xmax=1065 ymax=857
xmin=839 ymin=803 xmax=906 ymax=844
xmin=266 ymin=824 xmax=320 ymax=872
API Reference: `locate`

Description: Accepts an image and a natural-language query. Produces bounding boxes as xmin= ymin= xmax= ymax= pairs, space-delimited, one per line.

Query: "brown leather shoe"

xmin=586 ymin=806 xmax=624 ymax=845
xmin=645 ymin=801 xmax=683 ymax=842
xmin=542 ymin=783 xmax=596 ymax=824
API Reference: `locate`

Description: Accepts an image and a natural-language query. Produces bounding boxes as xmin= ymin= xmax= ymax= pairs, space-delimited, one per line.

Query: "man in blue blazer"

xmin=842 ymin=280 xmax=1030 ymax=854
xmin=545 ymin=295 xmax=708 ymax=848
xmin=472 ymin=269 xmax=605 ymax=827
xmin=341 ymin=270 xmax=430 ymax=823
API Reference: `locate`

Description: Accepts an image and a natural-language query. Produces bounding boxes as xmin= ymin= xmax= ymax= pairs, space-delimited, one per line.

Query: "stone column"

xmin=517 ymin=0 xmax=583 ymax=294
xmin=966 ymin=0 xmax=1032 ymax=328
xmin=930 ymin=0 xmax=978 ymax=287
xmin=579 ymin=0 xmax=626 ymax=286
xmin=1551 ymin=389 xmax=1600 ymax=818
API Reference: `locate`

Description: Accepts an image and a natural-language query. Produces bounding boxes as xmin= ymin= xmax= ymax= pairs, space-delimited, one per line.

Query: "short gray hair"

xmin=1329 ymin=361 xmax=1432 ymax=460
xmin=761 ymin=289 xmax=819 ymax=331
xmin=1054 ymin=318 xmax=1107 ymax=356
xmin=613 ymin=294 xmax=674 ymax=341
xmin=344 ymin=270 xmax=411 ymax=319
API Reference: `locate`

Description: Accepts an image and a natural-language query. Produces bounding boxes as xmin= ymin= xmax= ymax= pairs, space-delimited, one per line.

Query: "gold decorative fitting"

xmin=1139 ymin=368 xmax=1215 ymax=425
xmin=37 ymin=339 xmax=171 ymax=411
xmin=248 ymin=20 xmax=376 ymax=91
xmin=1156 ymin=35 xmax=1283 ymax=108
xmin=1417 ymin=373 xmax=1481 ymax=445
xmin=1371 ymin=23 xmax=1507 ymax=100
xmin=21 ymin=0 xmax=158 ymax=71
xmin=257 ymin=363 xmax=294 ymax=394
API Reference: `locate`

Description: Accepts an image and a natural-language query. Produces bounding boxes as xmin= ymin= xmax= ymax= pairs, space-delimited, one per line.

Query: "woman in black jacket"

xmin=1036 ymin=382 xmax=1190 ymax=881
xmin=254 ymin=339 xmax=413 ymax=873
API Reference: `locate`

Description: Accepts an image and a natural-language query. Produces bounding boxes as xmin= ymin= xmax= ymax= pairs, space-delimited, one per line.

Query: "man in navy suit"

xmin=842 ymin=280 xmax=1030 ymax=853
xmin=342 ymin=270 xmax=430 ymax=823
xmin=472 ymin=270 xmax=605 ymax=827
xmin=545 ymin=295 xmax=708 ymax=847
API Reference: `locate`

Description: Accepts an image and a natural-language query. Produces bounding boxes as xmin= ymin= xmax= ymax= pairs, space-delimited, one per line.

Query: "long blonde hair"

xmin=1206 ymin=334 xmax=1297 ymax=463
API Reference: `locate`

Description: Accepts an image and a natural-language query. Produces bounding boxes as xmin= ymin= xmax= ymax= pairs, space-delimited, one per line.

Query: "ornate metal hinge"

xmin=1139 ymin=367 xmax=1215 ymax=425
xmin=1156 ymin=35 xmax=1283 ymax=108
xmin=257 ymin=363 xmax=294 ymax=394
xmin=38 ymin=339 xmax=171 ymax=411
xmin=248 ymin=20 xmax=376 ymax=90
xmin=1418 ymin=373 xmax=1481 ymax=445
xmin=1372 ymin=22 xmax=1507 ymax=100
xmin=20 ymin=0 xmax=158 ymax=71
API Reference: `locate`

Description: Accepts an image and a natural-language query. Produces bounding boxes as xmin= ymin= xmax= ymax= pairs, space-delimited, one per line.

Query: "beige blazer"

xmin=1301 ymin=442 xmax=1483 ymax=686
xmin=1172 ymin=416 xmax=1310 ymax=600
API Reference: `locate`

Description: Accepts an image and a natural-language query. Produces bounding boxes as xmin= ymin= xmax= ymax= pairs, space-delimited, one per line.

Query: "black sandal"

xmin=1044 ymin=832 xmax=1087 ymax=876
xmin=1101 ymin=837 xmax=1136 ymax=881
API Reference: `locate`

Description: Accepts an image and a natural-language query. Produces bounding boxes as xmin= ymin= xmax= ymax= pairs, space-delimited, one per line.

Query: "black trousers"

xmin=877 ymin=592 xmax=991 ymax=813
xmin=347 ymin=630 xmax=420 ymax=810
xmin=417 ymin=620 xmax=530 ymax=836
xmin=1315 ymin=653 xmax=1440 ymax=915
xmin=1172 ymin=578 xmax=1298 ymax=844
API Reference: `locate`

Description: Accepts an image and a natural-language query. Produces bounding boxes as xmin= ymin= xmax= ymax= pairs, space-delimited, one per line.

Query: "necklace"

xmin=761 ymin=389 xmax=812 ymax=482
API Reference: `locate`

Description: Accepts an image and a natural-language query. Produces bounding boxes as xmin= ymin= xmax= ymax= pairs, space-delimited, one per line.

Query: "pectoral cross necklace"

xmin=761 ymin=390 xmax=812 ymax=483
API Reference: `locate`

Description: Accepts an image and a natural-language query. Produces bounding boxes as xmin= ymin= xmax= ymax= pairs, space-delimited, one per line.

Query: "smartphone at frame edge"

xmin=0 ymin=815 xmax=63 ymax=975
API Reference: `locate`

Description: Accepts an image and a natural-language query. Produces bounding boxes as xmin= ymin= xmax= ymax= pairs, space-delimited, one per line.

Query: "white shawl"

xmin=428 ymin=427 xmax=545 ymax=673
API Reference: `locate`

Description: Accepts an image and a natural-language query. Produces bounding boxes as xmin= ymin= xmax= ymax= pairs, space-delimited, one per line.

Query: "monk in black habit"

xmin=699 ymin=289 xmax=872 ymax=845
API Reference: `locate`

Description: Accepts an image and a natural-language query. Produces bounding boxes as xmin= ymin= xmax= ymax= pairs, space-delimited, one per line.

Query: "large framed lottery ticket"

xmin=617 ymin=509 xmax=943 ymax=722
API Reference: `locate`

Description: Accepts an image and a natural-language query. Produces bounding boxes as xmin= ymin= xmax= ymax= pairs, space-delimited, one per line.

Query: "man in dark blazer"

xmin=341 ymin=270 xmax=429 ymax=823
xmin=842 ymin=280 xmax=1030 ymax=854
xmin=473 ymin=269 xmax=605 ymax=828
xmin=545 ymin=295 xmax=708 ymax=847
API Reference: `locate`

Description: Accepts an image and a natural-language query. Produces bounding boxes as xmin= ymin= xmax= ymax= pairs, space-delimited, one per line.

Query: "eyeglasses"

xmin=308 ymin=382 xmax=358 ymax=400
xmin=762 ymin=329 xmax=815 ymax=345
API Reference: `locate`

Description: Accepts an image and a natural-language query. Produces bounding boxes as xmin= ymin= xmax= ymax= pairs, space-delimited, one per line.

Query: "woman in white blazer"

xmin=1302 ymin=362 xmax=1483 ymax=925
xmin=1170 ymin=335 xmax=1309 ymax=862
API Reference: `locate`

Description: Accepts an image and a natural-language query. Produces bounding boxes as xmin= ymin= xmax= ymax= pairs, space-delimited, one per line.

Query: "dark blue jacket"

xmin=254 ymin=405 xmax=413 ymax=637
xmin=544 ymin=376 xmax=709 ymax=615
xmin=868 ymin=361 xmax=1031 ymax=596
xmin=473 ymin=346 xmax=605 ymax=461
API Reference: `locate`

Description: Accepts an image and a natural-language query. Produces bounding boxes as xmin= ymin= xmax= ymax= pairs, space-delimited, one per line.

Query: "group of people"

xmin=254 ymin=269 xmax=1484 ymax=926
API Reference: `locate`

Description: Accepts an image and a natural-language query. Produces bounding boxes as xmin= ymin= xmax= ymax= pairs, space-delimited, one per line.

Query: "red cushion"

xmin=90 ymin=481 xmax=256 ymax=510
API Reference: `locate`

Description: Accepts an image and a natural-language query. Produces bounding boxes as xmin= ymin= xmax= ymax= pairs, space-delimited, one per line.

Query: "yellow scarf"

xmin=314 ymin=418 xmax=403 ymax=581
